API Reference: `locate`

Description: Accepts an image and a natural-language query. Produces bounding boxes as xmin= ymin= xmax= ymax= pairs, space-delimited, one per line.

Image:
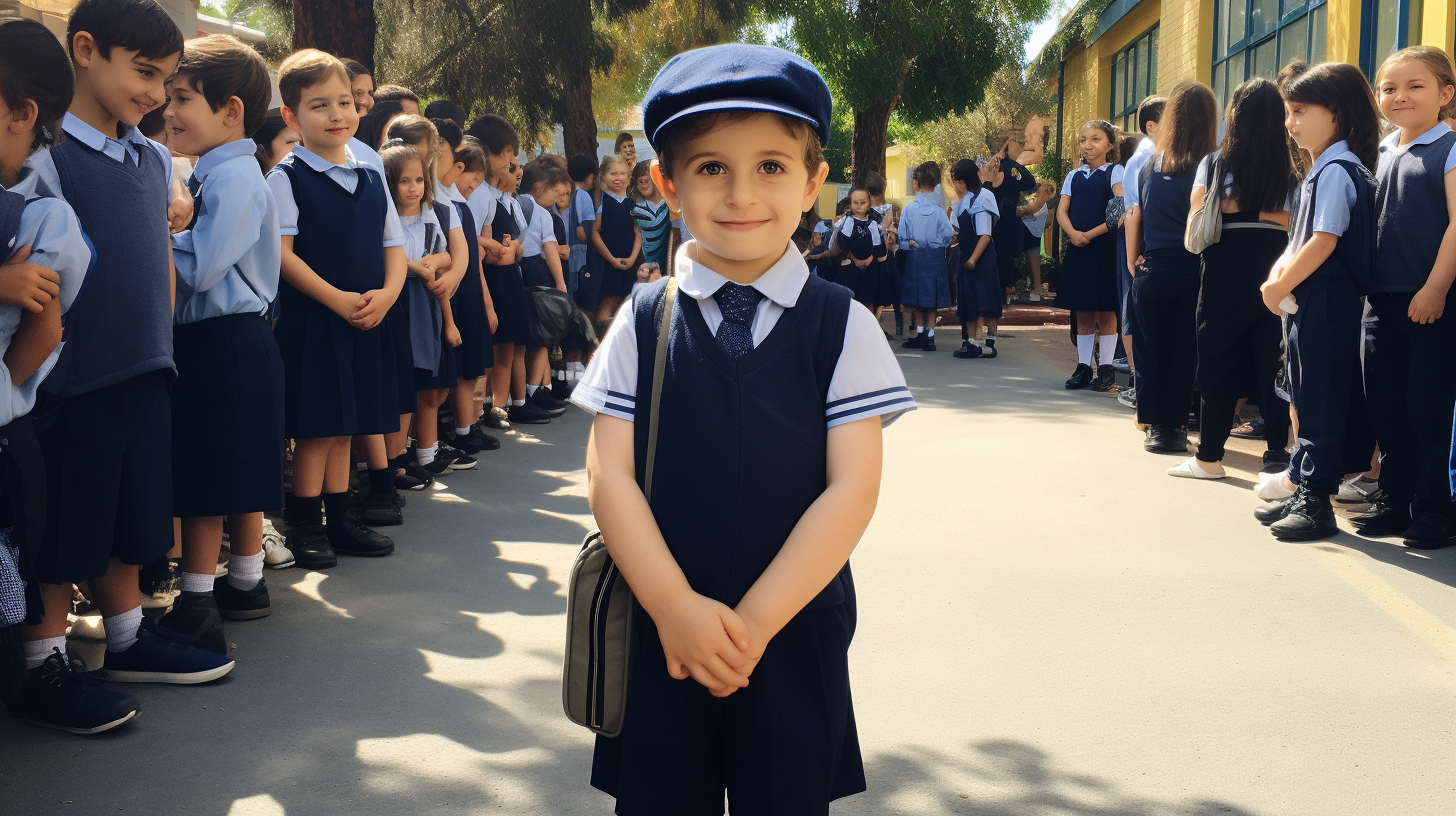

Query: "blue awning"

xmin=1090 ymin=0 xmax=1150 ymax=42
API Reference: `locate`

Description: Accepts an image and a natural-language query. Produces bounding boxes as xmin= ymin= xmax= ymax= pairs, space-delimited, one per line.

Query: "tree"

xmin=292 ymin=0 xmax=375 ymax=69
xmin=907 ymin=63 xmax=1054 ymax=167
xmin=770 ymin=0 xmax=1048 ymax=185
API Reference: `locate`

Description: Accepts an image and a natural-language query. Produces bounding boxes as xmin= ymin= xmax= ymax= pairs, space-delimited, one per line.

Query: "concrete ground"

xmin=2 ymin=324 xmax=1454 ymax=815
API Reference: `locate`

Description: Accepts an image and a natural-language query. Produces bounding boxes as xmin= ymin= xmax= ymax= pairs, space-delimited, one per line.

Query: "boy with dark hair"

xmin=424 ymin=99 xmax=467 ymax=128
xmin=24 ymin=0 xmax=236 ymax=704
xmin=156 ymin=33 xmax=284 ymax=650
xmin=373 ymin=84 xmax=419 ymax=115
xmin=577 ymin=43 xmax=915 ymax=813
xmin=1118 ymin=94 xmax=1169 ymax=407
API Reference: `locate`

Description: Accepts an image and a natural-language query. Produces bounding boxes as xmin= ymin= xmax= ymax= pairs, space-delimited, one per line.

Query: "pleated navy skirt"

xmin=275 ymin=285 xmax=400 ymax=439
xmin=450 ymin=268 xmax=494 ymax=379
xmin=484 ymin=262 xmax=530 ymax=346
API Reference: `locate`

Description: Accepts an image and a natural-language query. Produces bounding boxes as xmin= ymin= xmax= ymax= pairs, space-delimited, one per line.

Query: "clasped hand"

xmin=0 ymin=246 xmax=60 ymax=313
xmin=656 ymin=590 xmax=765 ymax=698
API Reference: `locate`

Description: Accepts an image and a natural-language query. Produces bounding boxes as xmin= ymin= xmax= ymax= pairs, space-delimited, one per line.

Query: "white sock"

xmin=927 ymin=328 xmax=935 ymax=337
xmin=1098 ymin=334 xmax=1118 ymax=366
xmin=180 ymin=572 xmax=214 ymax=594
xmin=417 ymin=443 xmax=438 ymax=465
xmin=227 ymin=551 xmax=264 ymax=591
xmin=556 ymin=370 xmax=566 ymax=383
xmin=104 ymin=606 xmax=143 ymax=653
xmin=528 ymin=384 xmax=541 ymax=396
xmin=23 ymin=636 xmax=67 ymax=671
xmin=1076 ymin=334 xmax=1094 ymax=365
xmin=917 ymin=327 xmax=926 ymax=335
xmin=455 ymin=426 xmax=471 ymax=437
xmin=511 ymin=398 xmax=526 ymax=407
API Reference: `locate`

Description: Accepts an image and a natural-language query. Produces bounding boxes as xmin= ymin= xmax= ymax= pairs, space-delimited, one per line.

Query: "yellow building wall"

xmin=1421 ymin=0 xmax=1455 ymax=52
xmin=1054 ymin=0 xmax=1163 ymax=165
xmin=1158 ymin=0 xmax=1216 ymax=86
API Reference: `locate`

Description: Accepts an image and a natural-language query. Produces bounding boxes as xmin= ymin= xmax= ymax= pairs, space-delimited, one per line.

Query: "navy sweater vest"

xmin=632 ymin=274 xmax=853 ymax=610
xmin=1140 ymin=160 xmax=1197 ymax=252
xmin=275 ymin=157 xmax=388 ymax=299
xmin=1067 ymin=168 xmax=1113 ymax=232
xmin=1303 ymin=160 xmax=1378 ymax=295
xmin=1374 ymin=130 xmax=1456 ymax=293
xmin=44 ymin=136 xmax=173 ymax=397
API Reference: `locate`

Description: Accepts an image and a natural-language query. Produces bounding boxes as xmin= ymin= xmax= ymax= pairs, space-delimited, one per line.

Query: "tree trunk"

xmin=850 ymin=95 xmax=898 ymax=187
xmin=561 ymin=60 xmax=598 ymax=159
xmin=293 ymin=0 xmax=376 ymax=70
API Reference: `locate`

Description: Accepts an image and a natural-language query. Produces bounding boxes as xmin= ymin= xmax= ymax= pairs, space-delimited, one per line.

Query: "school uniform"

xmin=517 ymin=193 xmax=561 ymax=289
xmin=170 ymin=138 xmax=285 ymax=517
xmin=0 ymin=156 xmax=91 ymax=594
xmin=567 ymin=186 xmax=596 ymax=305
xmin=837 ymin=216 xmax=891 ymax=305
xmin=572 ymin=242 xmax=916 ymax=815
xmin=267 ymin=144 xmax=404 ymax=439
xmin=1367 ymin=122 xmax=1456 ymax=519
xmin=467 ymin=182 xmax=531 ymax=345
xmin=1128 ymin=153 xmax=1201 ymax=427
xmin=870 ymin=204 xmax=902 ymax=306
xmin=631 ymin=197 xmax=671 ymax=268
xmin=955 ymin=189 xmax=1002 ymax=320
xmin=1120 ymin=139 xmax=1157 ymax=331
xmin=447 ymin=182 xmax=493 ymax=379
xmin=1192 ymin=151 xmax=1292 ymax=462
xmin=595 ymin=191 xmax=638 ymax=299
xmin=26 ymin=114 xmax=177 ymax=585
xmin=402 ymin=204 xmax=460 ymax=391
xmin=1058 ymin=162 xmax=1125 ymax=313
xmin=1282 ymin=140 xmax=1378 ymax=495
xmin=807 ymin=219 xmax=834 ymax=280
xmin=1021 ymin=201 xmax=1048 ymax=254
xmin=899 ymin=192 xmax=953 ymax=309
xmin=989 ymin=157 xmax=1036 ymax=289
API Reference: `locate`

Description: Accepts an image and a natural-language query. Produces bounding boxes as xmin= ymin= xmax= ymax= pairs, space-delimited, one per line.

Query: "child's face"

xmin=541 ymin=181 xmax=570 ymax=209
xmin=285 ymin=73 xmax=358 ymax=156
xmin=435 ymin=140 xmax=461 ymax=186
xmin=163 ymin=77 xmax=238 ymax=157
xmin=657 ymin=112 xmax=828 ymax=271
xmin=1378 ymin=60 xmax=1455 ymax=132
xmin=849 ymin=190 xmax=869 ymax=216
xmin=1285 ymin=100 xmax=1338 ymax=153
xmin=619 ymin=140 xmax=636 ymax=164
xmin=635 ymin=171 xmax=656 ymax=198
xmin=394 ymin=157 xmax=426 ymax=212
xmin=605 ymin=163 xmax=629 ymax=194
xmin=73 ymin=41 xmax=180 ymax=130
xmin=267 ymin=127 xmax=300 ymax=170
xmin=351 ymin=73 xmax=374 ymax=116
xmin=456 ymin=169 xmax=485 ymax=199
xmin=952 ymin=178 xmax=968 ymax=197
xmin=1078 ymin=125 xmax=1112 ymax=164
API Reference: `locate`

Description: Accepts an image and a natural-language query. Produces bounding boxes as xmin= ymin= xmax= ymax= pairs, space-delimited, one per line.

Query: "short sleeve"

xmin=1446 ymin=141 xmax=1456 ymax=174
xmin=575 ymin=190 xmax=595 ymax=223
xmin=1193 ymin=155 xmax=1211 ymax=191
xmin=466 ymin=186 xmax=497 ymax=236
xmin=266 ymin=168 xmax=299 ymax=237
xmin=570 ymin=294 xmax=640 ymax=422
xmin=595 ymin=199 xmax=604 ymax=217
xmin=534 ymin=207 xmax=557 ymax=246
xmin=442 ymin=197 xmax=462 ymax=231
xmin=1110 ymin=164 xmax=1126 ymax=188
xmin=373 ymin=171 xmax=404 ymax=248
xmin=825 ymin=302 xmax=916 ymax=428
xmin=1311 ymin=166 xmax=1357 ymax=237
xmin=974 ymin=211 xmax=994 ymax=235
xmin=1061 ymin=169 xmax=1079 ymax=196
xmin=16 ymin=198 xmax=90 ymax=313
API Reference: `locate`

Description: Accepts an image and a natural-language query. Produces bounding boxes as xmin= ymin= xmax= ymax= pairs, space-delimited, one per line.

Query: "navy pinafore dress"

xmin=595 ymin=193 xmax=638 ymax=299
xmin=484 ymin=192 xmax=530 ymax=346
xmin=989 ymin=157 xmax=1036 ymax=289
xmin=450 ymin=197 xmax=494 ymax=378
xmin=591 ymin=275 xmax=866 ymax=815
xmin=956 ymin=204 xmax=1001 ymax=320
xmin=1058 ymin=167 xmax=1119 ymax=312
xmin=839 ymin=216 xmax=890 ymax=306
xmin=273 ymin=158 xmax=399 ymax=438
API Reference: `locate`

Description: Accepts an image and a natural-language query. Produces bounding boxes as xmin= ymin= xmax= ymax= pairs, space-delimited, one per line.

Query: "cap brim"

xmin=652 ymin=97 xmax=820 ymax=143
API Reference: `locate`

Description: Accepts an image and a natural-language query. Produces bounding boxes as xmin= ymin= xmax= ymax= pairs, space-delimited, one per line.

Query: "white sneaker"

xmin=1336 ymin=475 xmax=1379 ymax=503
xmin=1255 ymin=476 xmax=1296 ymax=501
xmin=262 ymin=519 xmax=294 ymax=569
xmin=1029 ymin=292 xmax=1042 ymax=302
xmin=1167 ymin=457 xmax=1225 ymax=479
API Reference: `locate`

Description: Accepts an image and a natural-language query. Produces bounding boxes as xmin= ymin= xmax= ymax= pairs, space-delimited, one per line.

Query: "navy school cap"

xmin=642 ymin=43 xmax=832 ymax=151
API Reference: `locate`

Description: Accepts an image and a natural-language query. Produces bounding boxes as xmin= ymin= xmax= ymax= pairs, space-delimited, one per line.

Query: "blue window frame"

xmin=1110 ymin=26 xmax=1159 ymax=134
xmin=1212 ymin=0 xmax=1327 ymax=109
xmin=1361 ymin=0 xmax=1424 ymax=77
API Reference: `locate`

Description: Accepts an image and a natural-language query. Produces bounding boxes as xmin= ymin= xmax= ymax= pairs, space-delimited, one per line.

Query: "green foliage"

xmin=906 ymin=63 xmax=1054 ymax=164
xmin=1028 ymin=0 xmax=1117 ymax=82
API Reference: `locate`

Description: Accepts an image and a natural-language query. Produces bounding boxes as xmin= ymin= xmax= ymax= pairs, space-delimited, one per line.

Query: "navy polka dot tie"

xmin=714 ymin=282 xmax=763 ymax=359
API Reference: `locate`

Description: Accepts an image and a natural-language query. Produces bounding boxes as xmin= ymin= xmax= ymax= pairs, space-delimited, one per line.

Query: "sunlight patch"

xmin=291 ymin=572 xmax=353 ymax=619
xmin=226 ymin=795 xmax=286 ymax=816
xmin=355 ymin=733 xmax=554 ymax=806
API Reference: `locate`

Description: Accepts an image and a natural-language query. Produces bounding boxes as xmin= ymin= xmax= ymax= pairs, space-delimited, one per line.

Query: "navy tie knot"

xmin=713 ymin=282 xmax=763 ymax=358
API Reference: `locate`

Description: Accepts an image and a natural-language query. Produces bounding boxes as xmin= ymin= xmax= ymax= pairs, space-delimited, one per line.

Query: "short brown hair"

xmin=173 ymin=34 xmax=272 ymax=136
xmin=277 ymin=49 xmax=348 ymax=112
xmin=454 ymin=140 xmax=486 ymax=174
xmin=1378 ymin=45 xmax=1456 ymax=121
xmin=655 ymin=111 xmax=824 ymax=179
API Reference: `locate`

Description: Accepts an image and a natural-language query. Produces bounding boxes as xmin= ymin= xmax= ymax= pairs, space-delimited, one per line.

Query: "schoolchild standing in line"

xmin=898 ymin=162 xmax=953 ymax=351
xmin=630 ymin=160 xmax=671 ymax=269
xmin=516 ymin=159 xmax=571 ymax=417
xmin=950 ymin=158 xmax=1003 ymax=359
xmin=837 ymin=188 xmax=893 ymax=338
xmin=440 ymin=139 xmax=500 ymax=453
xmin=1118 ymin=97 xmax=1166 ymax=389
xmin=1255 ymin=61 xmax=1382 ymax=541
xmin=591 ymin=154 xmax=642 ymax=324
xmin=1056 ymin=120 xmax=1125 ymax=390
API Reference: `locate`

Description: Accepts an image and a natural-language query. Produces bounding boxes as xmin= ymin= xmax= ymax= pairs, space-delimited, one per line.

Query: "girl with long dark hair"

xmin=1124 ymin=82 xmax=1218 ymax=453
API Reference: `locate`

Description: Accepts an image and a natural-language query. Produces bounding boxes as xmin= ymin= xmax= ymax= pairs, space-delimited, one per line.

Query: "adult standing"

xmin=986 ymin=134 xmax=1038 ymax=300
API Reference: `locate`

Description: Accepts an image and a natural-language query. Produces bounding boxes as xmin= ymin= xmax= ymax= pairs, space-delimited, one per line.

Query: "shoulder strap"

xmin=642 ymin=276 xmax=677 ymax=502
xmin=518 ymin=194 xmax=537 ymax=225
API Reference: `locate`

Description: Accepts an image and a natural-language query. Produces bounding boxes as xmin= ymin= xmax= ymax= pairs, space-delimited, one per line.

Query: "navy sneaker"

xmin=214 ymin=575 xmax=271 ymax=621
xmin=100 ymin=620 xmax=235 ymax=684
xmin=446 ymin=425 xmax=491 ymax=454
xmin=155 ymin=590 xmax=227 ymax=654
xmin=508 ymin=401 xmax=552 ymax=425
xmin=8 ymin=649 xmax=140 ymax=734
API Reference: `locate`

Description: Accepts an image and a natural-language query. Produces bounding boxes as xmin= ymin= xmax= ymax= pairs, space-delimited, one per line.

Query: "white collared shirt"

xmin=1286 ymin=140 xmax=1363 ymax=258
xmin=433 ymin=182 xmax=462 ymax=230
xmin=1121 ymin=138 xmax=1155 ymax=208
xmin=265 ymin=144 xmax=404 ymax=247
xmin=1378 ymin=121 xmax=1456 ymax=174
xmin=571 ymin=242 xmax=917 ymax=429
xmin=1060 ymin=161 xmax=1126 ymax=196
xmin=28 ymin=112 xmax=174 ymax=197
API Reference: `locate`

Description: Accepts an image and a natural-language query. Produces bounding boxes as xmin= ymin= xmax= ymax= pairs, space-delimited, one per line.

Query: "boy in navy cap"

xmin=573 ymin=43 xmax=915 ymax=814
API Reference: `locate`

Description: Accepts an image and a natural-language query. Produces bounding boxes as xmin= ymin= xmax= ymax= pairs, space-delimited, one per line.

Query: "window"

xmin=1213 ymin=0 xmax=1327 ymax=108
xmin=1110 ymin=26 xmax=1159 ymax=134
xmin=1362 ymin=0 xmax=1423 ymax=77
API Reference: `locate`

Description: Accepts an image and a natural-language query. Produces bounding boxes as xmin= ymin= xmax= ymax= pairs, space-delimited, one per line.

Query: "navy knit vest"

xmin=275 ymin=156 xmax=388 ymax=300
xmin=1140 ymin=158 xmax=1198 ymax=252
xmin=1302 ymin=160 xmax=1378 ymax=295
xmin=632 ymin=274 xmax=853 ymax=609
xmin=487 ymin=192 xmax=518 ymax=271
xmin=1374 ymin=129 xmax=1456 ymax=293
xmin=43 ymin=135 xmax=173 ymax=397
xmin=957 ymin=206 xmax=997 ymax=272
xmin=1067 ymin=168 xmax=1113 ymax=232
xmin=454 ymin=199 xmax=480 ymax=281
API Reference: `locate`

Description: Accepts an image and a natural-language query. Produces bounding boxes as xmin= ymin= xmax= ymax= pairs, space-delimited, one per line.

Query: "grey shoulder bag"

xmin=1185 ymin=156 xmax=1225 ymax=253
xmin=562 ymin=277 xmax=677 ymax=738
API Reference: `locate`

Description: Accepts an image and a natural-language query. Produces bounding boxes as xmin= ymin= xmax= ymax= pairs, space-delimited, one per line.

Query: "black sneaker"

xmin=530 ymin=387 xmax=568 ymax=417
xmin=100 ymin=620 xmax=235 ymax=684
xmin=1065 ymin=363 xmax=1094 ymax=390
xmin=902 ymin=334 xmax=927 ymax=349
xmin=1402 ymin=512 xmax=1456 ymax=550
xmin=418 ymin=452 xmax=454 ymax=475
xmin=9 ymin=649 xmax=140 ymax=734
xmin=213 ymin=576 xmax=271 ymax=621
xmin=1254 ymin=497 xmax=1296 ymax=525
xmin=981 ymin=339 xmax=997 ymax=359
xmin=402 ymin=461 xmax=437 ymax=489
xmin=1349 ymin=500 xmax=1412 ymax=537
xmin=470 ymin=425 xmax=502 ymax=451
xmin=952 ymin=341 xmax=981 ymax=359
xmin=923 ymin=335 xmax=936 ymax=352
xmin=446 ymin=425 xmax=491 ymax=454
xmin=1091 ymin=364 xmax=1117 ymax=392
xmin=438 ymin=443 xmax=477 ymax=470
xmin=1261 ymin=449 xmax=1291 ymax=473
xmin=355 ymin=490 xmax=403 ymax=526
xmin=1269 ymin=487 xmax=1338 ymax=541
xmin=155 ymin=590 xmax=227 ymax=654
xmin=326 ymin=515 xmax=395 ymax=557
xmin=508 ymin=401 xmax=552 ymax=425
xmin=393 ymin=469 xmax=429 ymax=492
xmin=287 ymin=521 xmax=337 ymax=570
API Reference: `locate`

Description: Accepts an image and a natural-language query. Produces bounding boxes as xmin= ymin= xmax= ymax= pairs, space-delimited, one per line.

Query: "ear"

xmin=1440 ymin=83 xmax=1455 ymax=109
xmin=651 ymin=161 xmax=679 ymax=211
xmin=223 ymin=96 xmax=246 ymax=130
xmin=801 ymin=161 xmax=830 ymax=212
xmin=6 ymin=98 xmax=38 ymax=137
xmin=280 ymin=105 xmax=299 ymax=132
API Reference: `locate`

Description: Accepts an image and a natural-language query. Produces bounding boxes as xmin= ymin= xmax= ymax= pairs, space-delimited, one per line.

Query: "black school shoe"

xmin=530 ymin=387 xmax=568 ymax=417
xmin=355 ymin=490 xmax=403 ymax=526
xmin=952 ymin=341 xmax=981 ymax=359
xmin=508 ymin=401 xmax=552 ymax=425
xmin=100 ymin=620 xmax=235 ymax=684
xmin=438 ymin=443 xmax=477 ymax=470
xmin=155 ymin=590 xmax=227 ymax=654
xmin=1254 ymin=497 xmax=1295 ymax=525
xmin=1269 ymin=487 xmax=1338 ymax=541
xmin=902 ymin=333 xmax=927 ymax=349
xmin=923 ymin=335 xmax=937 ymax=351
xmin=287 ymin=521 xmax=337 ymax=570
xmin=9 ymin=649 xmax=140 ymax=734
xmin=326 ymin=514 xmax=395 ymax=557
xmin=213 ymin=576 xmax=271 ymax=620
xmin=1403 ymin=513 xmax=1456 ymax=550
xmin=1065 ymin=363 xmax=1094 ymax=389
xmin=981 ymin=339 xmax=998 ymax=359
xmin=1143 ymin=424 xmax=1188 ymax=453
xmin=1262 ymin=449 xmax=1291 ymax=473
xmin=446 ymin=425 xmax=492 ymax=454
xmin=1091 ymin=364 xmax=1117 ymax=392
xmin=1349 ymin=500 xmax=1412 ymax=538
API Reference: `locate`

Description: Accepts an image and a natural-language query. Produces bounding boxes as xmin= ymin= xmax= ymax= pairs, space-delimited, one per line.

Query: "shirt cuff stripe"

xmin=825 ymin=385 xmax=912 ymax=410
xmin=603 ymin=401 xmax=636 ymax=417
xmin=605 ymin=389 xmax=637 ymax=403
xmin=826 ymin=396 xmax=918 ymax=424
